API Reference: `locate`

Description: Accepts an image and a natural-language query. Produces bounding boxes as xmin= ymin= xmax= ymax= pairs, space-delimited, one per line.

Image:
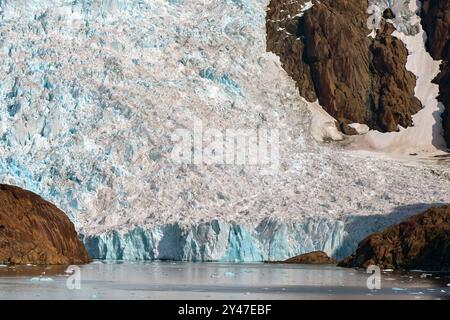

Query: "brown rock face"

xmin=266 ymin=0 xmax=422 ymax=133
xmin=285 ymin=251 xmax=336 ymax=264
xmin=339 ymin=205 xmax=450 ymax=271
xmin=420 ymin=0 xmax=450 ymax=148
xmin=0 ymin=184 xmax=91 ymax=265
xmin=420 ymin=0 xmax=450 ymax=60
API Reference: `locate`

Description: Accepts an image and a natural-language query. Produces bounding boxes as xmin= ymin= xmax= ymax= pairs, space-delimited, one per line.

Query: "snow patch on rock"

xmin=368 ymin=0 xmax=420 ymax=35
xmin=349 ymin=0 xmax=446 ymax=155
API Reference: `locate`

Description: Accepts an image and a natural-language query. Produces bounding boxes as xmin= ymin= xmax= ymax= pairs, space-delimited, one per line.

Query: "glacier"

xmin=84 ymin=218 xmax=346 ymax=261
xmin=83 ymin=205 xmax=428 ymax=262
xmin=0 ymin=0 xmax=449 ymax=262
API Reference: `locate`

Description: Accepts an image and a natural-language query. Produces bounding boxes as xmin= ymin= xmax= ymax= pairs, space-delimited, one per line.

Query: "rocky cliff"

xmin=420 ymin=0 xmax=450 ymax=148
xmin=266 ymin=0 xmax=422 ymax=134
xmin=0 ymin=184 xmax=91 ymax=265
xmin=339 ymin=205 xmax=450 ymax=271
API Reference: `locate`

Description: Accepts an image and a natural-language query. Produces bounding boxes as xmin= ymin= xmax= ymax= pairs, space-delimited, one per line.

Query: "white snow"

xmin=304 ymin=99 xmax=344 ymax=142
xmin=348 ymin=123 xmax=370 ymax=135
xmin=294 ymin=1 xmax=315 ymax=18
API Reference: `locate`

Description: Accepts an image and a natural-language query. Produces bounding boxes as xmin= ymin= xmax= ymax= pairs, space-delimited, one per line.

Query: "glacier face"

xmin=84 ymin=218 xmax=346 ymax=262
xmin=0 ymin=0 xmax=449 ymax=261
xmin=83 ymin=206 xmax=424 ymax=262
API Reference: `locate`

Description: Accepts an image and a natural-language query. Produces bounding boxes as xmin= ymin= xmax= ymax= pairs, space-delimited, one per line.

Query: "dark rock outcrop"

xmin=420 ymin=0 xmax=450 ymax=148
xmin=266 ymin=0 xmax=422 ymax=134
xmin=285 ymin=251 xmax=337 ymax=264
xmin=0 ymin=184 xmax=91 ymax=265
xmin=383 ymin=8 xmax=396 ymax=20
xmin=339 ymin=205 xmax=450 ymax=271
xmin=420 ymin=0 xmax=450 ymax=60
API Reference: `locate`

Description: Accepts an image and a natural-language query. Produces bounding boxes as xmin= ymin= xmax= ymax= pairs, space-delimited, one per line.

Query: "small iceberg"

xmin=30 ymin=277 xmax=54 ymax=282
xmin=409 ymin=292 xmax=424 ymax=295
xmin=392 ymin=287 xmax=407 ymax=291
xmin=224 ymin=271 xmax=235 ymax=277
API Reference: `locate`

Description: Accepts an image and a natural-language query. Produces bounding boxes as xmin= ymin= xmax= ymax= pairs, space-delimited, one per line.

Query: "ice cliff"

xmin=84 ymin=210 xmax=428 ymax=261
xmin=0 ymin=0 xmax=449 ymax=261
xmin=84 ymin=218 xmax=346 ymax=261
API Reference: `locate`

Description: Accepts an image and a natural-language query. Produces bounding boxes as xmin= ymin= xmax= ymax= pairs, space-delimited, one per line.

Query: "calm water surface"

xmin=0 ymin=262 xmax=449 ymax=300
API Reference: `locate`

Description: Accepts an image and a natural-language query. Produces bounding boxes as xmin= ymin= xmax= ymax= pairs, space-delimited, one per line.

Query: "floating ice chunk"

xmin=39 ymin=277 xmax=53 ymax=282
xmin=224 ymin=271 xmax=235 ymax=277
xmin=30 ymin=277 xmax=54 ymax=282
xmin=392 ymin=287 xmax=407 ymax=291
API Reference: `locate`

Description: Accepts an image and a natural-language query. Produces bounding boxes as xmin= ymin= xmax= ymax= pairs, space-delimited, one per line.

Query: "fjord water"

xmin=0 ymin=262 xmax=448 ymax=300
